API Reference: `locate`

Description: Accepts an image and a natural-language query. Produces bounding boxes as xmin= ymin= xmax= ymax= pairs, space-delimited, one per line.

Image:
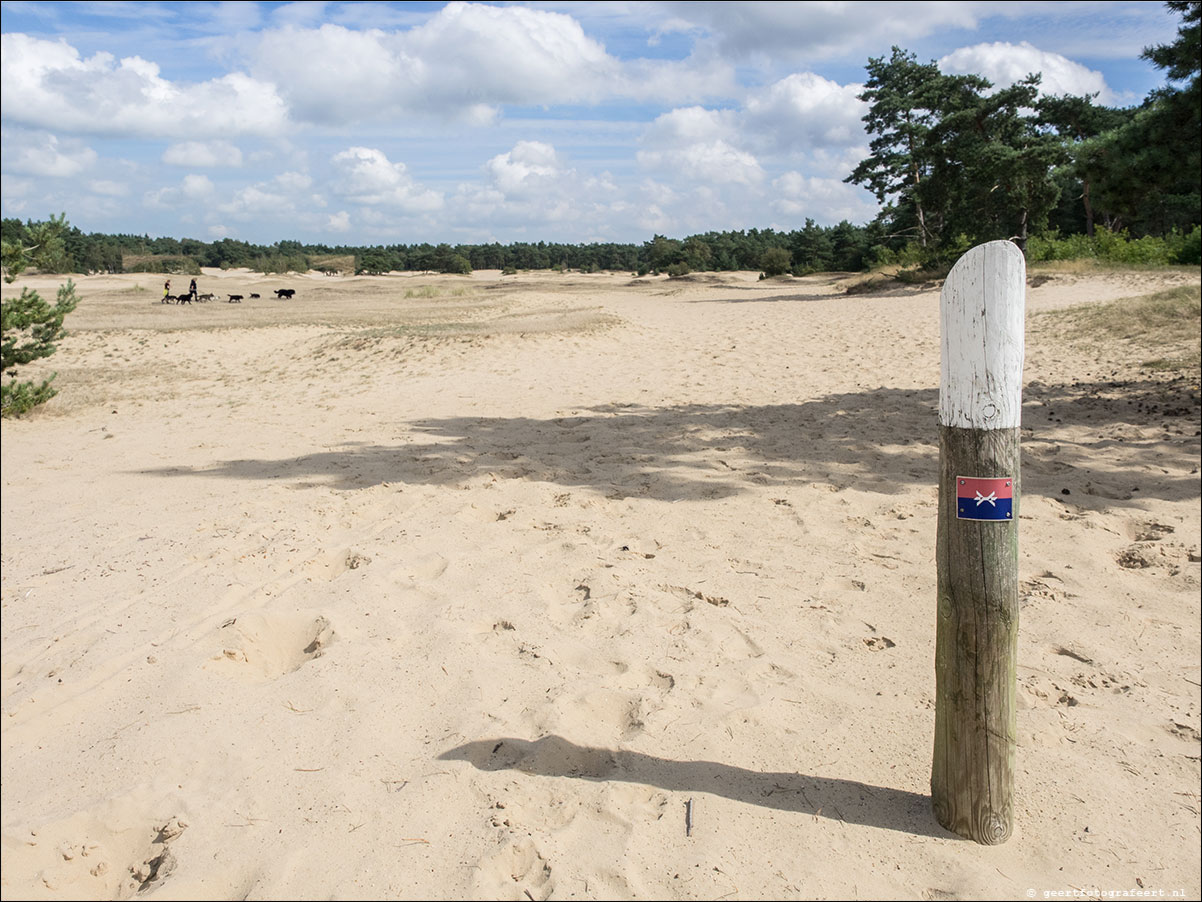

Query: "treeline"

xmin=5 ymin=211 xmax=1197 ymax=282
xmin=0 ymin=218 xmax=893 ymax=278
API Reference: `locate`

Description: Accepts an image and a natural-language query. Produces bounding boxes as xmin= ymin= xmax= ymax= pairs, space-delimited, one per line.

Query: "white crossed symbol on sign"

xmin=974 ymin=491 xmax=997 ymax=507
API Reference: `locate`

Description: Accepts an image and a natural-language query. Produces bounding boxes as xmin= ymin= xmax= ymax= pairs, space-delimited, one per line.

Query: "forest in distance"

xmin=3 ymin=2 xmax=1199 ymax=280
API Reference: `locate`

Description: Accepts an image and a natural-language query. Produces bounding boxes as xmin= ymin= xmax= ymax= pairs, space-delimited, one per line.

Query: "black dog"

xmin=274 ymin=289 xmax=296 ymax=299
xmin=227 ymin=294 xmax=243 ymax=303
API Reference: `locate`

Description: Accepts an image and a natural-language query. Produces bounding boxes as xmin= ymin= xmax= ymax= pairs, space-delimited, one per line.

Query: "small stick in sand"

xmin=685 ymin=798 xmax=694 ymax=836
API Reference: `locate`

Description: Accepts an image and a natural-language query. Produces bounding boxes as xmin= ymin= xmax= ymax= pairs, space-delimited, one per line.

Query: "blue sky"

xmin=0 ymin=1 xmax=1183 ymax=247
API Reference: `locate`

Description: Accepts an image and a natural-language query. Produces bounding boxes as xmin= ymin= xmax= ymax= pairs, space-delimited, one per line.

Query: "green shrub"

xmin=666 ymin=262 xmax=691 ymax=278
xmin=122 ymin=254 xmax=201 ymax=275
xmin=1172 ymin=226 xmax=1201 ymax=265
xmin=760 ymin=247 xmax=792 ymax=277
xmin=1026 ymin=227 xmax=1198 ymax=266
xmin=253 ymin=253 xmax=309 ymax=274
xmin=439 ymin=254 xmax=472 ymax=275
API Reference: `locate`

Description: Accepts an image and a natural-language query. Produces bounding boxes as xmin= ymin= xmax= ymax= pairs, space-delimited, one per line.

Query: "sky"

xmin=0 ymin=1 xmax=1185 ymax=247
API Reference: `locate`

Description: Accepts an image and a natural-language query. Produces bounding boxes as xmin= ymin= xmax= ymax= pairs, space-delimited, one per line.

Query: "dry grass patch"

xmin=403 ymin=285 xmax=472 ymax=300
xmin=1034 ymin=283 xmax=1201 ymax=375
xmin=328 ymin=306 xmax=618 ymax=351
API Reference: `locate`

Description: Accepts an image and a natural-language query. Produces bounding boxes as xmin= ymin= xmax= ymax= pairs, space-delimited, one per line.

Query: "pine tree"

xmin=926 ymin=75 xmax=1067 ymax=254
xmin=1037 ymin=93 xmax=1134 ymax=236
xmin=1077 ymin=2 xmax=1200 ymax=235
xmin=848 ymin=50 xmax=1067 ymax=260
xmin=845 ymin=48 xmax=951 ymax=248
xmin=1 ymin=214 xmax=80 ymax=417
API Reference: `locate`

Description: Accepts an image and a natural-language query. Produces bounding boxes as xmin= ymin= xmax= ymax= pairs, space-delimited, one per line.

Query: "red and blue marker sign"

xmin=956 ymin=476 xmax=1014 ymax=521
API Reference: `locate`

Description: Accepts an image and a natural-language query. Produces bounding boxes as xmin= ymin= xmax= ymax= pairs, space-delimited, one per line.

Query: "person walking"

xmin=163 ymin=279 xmax=172 ymax=303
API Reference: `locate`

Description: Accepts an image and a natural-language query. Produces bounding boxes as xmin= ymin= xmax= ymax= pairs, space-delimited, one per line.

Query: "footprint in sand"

xmin=476 ymin=837 xmax=554 ymax=901
xmin=207 ymin=611 xmax=334 ymax=680
xmin=299 ymin=548 xmax=372 ymax=581
xmin=408 ymin=553 xmax=448 ymax=581
xmin=1 ymin=803 xmax=186 ymax=900
xmin=1131 ymin=520 xmax=1175 ymax=543
xmin=526 ymin=683 xmax=653 ymax=744
xmin=1115 ymin=544 xmax=1161 ymax=570
xmin=862 ymin=635 xmax=897 ymax=651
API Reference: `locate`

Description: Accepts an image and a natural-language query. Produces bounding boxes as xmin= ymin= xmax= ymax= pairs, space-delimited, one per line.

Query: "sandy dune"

xmin=2 ymin=267 xmax=1199 ymax=900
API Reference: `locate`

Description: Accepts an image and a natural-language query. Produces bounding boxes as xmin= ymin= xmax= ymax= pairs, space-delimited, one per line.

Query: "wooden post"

xmin=932 ymin=240 xmax=1025 ymax=845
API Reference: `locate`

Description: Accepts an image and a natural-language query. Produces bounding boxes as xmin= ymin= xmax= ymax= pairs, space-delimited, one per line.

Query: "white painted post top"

xmin=940 ymin=240 xmax=1026 ymax=430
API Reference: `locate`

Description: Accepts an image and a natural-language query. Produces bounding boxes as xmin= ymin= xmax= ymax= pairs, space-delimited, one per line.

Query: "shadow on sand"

xmin=139 ymin=380 xmax=1198 ymax=506
xmin=438 ymin=735 xmax=958 ymax=840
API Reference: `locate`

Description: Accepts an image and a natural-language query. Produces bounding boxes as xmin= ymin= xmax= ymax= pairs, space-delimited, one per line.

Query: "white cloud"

xmin=639 ymin=140 xmax=764 ymax=187
xmin=249 ymin=4 xmax=619 ymax=125
xmin=246 ymin=2 xmax=740 ymax=126
xmin=181 ymin=174 xmax=215 ymax=199
xmin=772 ymin=171 xmax=877 ymax=223
xmin=1 ymin=130 xmax=97 ymax=177
xmin=209 ymin=0 xmax=265 ymax=33
xmin=330 ymin=146 xmax=443 ymax=211
xmin=743 ymin=73 xmax=867 ymax=151
xmin=485 ymin=141 xmax=564 ymax=197
xmin=637 ymin=202 xmax=674 ymax=234
xmin=405 ymin=3 xmax=615 ymax=106
xmin=250 ymin=25 xmax=417 ymax=123
xmin=617 ymin=56 xmax=739 ymax=104
xmin=270 ymin=1 xmax=331 ymax=28
xmin=219 ymin=184 xmax=291 ymax=217
xmin=327 ymin=210 xmax=351 ymax=232
xmin=805 ymin=145 xmax=872 ymax=180
xmin=939 ymin=41 xmax=1116 ymax=103
xmin=635 ymin=71 xmax=869 ymax=192
xmin=626 ymin=79 xmax=882 ymax=232
xmin=163 ymin=140 xmax=244 ymax=168
xmin=89 ymin=179 xmax=129 ymax=196
xmin=444 ymin=140 xmax=631 ymax=235
xmin=638 ymin=107 xmax=763 ymax=186
xmin=0 ymin=33 xmax=289 ymax=137
xmin=0 ymin=175 xmax=34 ymax=202
xmin=275 ymin=170 xmax=313 ymax=192
xmin=657 ymin=1 xmax=980 ymax=63
xmin=212 ymin=170 xmax=325 ymax=223
xmin=642 ymin=105 xmax=737 ymax=144
xmin=145 ymin=173 xmax=215 ymax=208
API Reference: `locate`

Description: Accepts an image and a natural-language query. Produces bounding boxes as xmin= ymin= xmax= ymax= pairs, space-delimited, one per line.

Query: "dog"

xmin=274 ymin=289 xmax=296 ymax=299
xmin=249 ymin=293 xmax=260 ymax=299
xmin=175 ymin=294 xmax=193 ymax=305
xmin=197 ymin=293 xmax=215 ymax=302
xmin=227 ymin=294 xmax=243 ymax=303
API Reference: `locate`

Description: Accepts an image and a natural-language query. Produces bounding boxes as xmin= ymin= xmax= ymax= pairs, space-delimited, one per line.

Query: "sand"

xmin=1 ymin=266 xmax=1199 ymax=900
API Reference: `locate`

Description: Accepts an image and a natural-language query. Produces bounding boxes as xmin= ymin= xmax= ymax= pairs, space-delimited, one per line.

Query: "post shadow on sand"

xmin=138 ymin=379 xmax=1200 ymax=506
xmin=437 ymin=735 xmax=959 ymax=840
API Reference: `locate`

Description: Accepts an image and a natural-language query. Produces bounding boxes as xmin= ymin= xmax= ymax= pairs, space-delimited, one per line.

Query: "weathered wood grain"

xmin=933 ymin=240 xmax=1024 ymax=844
